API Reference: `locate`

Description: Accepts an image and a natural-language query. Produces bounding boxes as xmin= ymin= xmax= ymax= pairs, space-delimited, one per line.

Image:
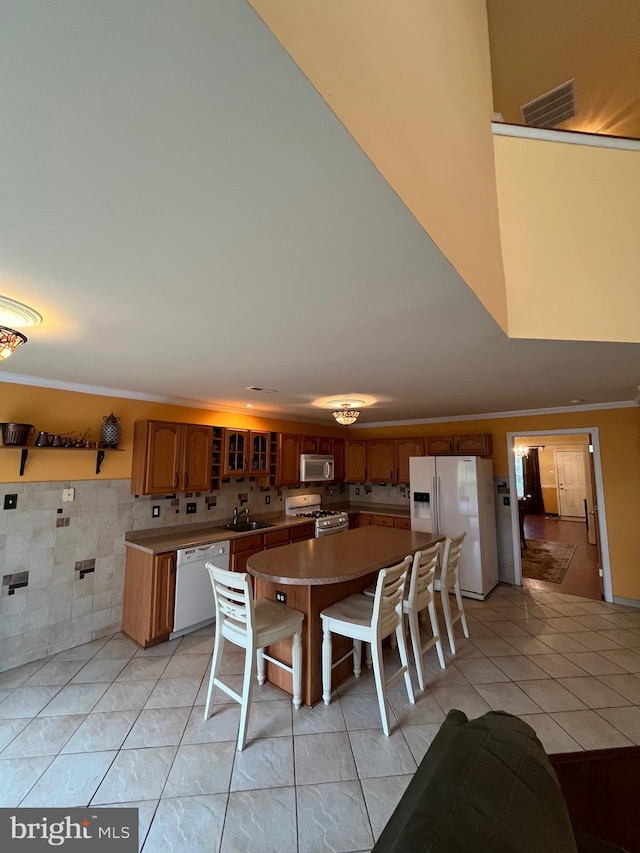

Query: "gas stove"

xmin=285 ymin=495 xmax=349 ymax=537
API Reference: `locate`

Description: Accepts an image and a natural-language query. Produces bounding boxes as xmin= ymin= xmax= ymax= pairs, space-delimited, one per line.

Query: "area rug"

xmin=521 ymin=539 xmax=577 ymax=583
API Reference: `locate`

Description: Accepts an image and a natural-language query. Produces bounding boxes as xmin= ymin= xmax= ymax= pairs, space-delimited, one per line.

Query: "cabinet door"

xmin=150 ymin=552 xmax=176 ymax=642
xmin=394 ymin=437 xmax=424 ymax=484
xmin=249 ymin=431 xmax=270 ymax=475
xmin=223 ymin=429 xmax=248 ymax=476
xmin=455 ymin=434 xmax=493 ymax=456
xmin=231 ymin=547 xmax=264 ymax=573
xmin=426 ymin=435 xmax=455 ymax=456
xmin=373 ymin=514 xmax=395 ymax=527
xmin=182 ymin=424 xmax=213 ymax=491
xmin=358 ymin=513 xmax=373 ymax=527
xmin=317 ymin=436 xmax=333 ymax=455
xmin=277 ymin=434 xmax=301 ymax=486
xmin=145 ymin=422 xmax=181 ymax=494
xmin=301 ymin=435 xmax=318 ymax=454
xmin=332 ymin=438 xmax=345 ymax=481
xmin=367 ymin=439 xmax=394 ymax=482
xmin=394 ymin=517 xmax=411 ymax=530
xmin=290 ymin=522 xmax=315 ymax=541
xmin=344 ymin=440 xmax=367 ymax=482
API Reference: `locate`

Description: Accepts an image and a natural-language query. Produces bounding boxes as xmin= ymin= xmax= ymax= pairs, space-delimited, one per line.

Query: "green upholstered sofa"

xmin=372 ymin=710 xmax=626 ymax=853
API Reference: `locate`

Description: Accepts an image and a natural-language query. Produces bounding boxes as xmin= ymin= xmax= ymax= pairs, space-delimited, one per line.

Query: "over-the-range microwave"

xmin=299 ymin=454 xmax=335 ymax=482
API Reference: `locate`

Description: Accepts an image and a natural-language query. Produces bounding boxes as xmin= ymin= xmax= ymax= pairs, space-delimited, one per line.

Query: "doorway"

xmin=507 ymin=428 xmax=611 ymax=602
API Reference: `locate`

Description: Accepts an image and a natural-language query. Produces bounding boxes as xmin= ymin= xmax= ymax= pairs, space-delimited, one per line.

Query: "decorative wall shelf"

xmin=0 ymin=446 xmax=123 ymax=476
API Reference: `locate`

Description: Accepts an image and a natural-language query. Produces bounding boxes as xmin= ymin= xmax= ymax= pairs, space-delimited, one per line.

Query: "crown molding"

xmin=491 ymin=122 xmax=640 ymax=152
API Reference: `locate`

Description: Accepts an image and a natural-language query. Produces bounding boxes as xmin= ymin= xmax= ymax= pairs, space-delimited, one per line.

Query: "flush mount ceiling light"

xmin=328 ymin=399 xmax=365 ymax=426
xmin=0 ymin=296 xmax=42 ymax=361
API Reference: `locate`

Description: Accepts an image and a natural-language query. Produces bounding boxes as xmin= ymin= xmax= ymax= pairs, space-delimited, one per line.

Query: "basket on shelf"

xmin=0 ymin=423 xmax=35 ymax=446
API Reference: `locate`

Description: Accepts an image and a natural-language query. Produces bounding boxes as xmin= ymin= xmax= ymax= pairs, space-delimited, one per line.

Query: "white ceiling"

xmin=1 ymin=1 xmax=638 ymax=426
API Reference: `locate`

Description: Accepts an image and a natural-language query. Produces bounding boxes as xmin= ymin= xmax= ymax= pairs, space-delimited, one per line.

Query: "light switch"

xmin=62 ymin=488 xmax=75 ymax=503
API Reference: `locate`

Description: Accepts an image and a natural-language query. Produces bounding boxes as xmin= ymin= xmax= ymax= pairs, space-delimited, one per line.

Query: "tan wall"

xmin=494 ymin=134 xmax=640 ymax=343
xmin=487 ymin=0 xmax=640 ymax=138
xmin=248 ymin=0 xmax=508 ymax=330
xmin=359 ymin=406 xmax=640 ymax=601
xmin=0 ymin=382 xmax=342 ymax=483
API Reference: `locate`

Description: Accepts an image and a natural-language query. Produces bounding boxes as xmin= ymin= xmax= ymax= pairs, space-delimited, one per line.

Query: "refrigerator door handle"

xmin=432 ymin=475 xmax=439 ymax=535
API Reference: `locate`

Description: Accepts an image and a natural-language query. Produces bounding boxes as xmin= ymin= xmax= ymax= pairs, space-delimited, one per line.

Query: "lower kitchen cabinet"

xmin=122 ymin=548 xmax=176 ymax=648
xmin=357 ymin=512 xmax=410 ymax=530
xmin=231 ymin=524 xmax=315 ymax=571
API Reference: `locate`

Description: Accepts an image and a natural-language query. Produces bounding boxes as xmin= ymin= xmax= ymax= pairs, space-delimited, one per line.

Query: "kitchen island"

xmin=247 ymin=526 xmax=443 ymax=706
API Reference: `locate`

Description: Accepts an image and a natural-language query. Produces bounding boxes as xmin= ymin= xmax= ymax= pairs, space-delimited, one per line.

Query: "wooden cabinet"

xmin=373 ymin=514 xmax=395 ymax=527
xmin=426 ymin=433 xmax=492 ymax=457
xmin=317 ymin=436 xmax=333 ymax=455
xmin=222 ymin=429 xmax=273 ymax=477
xmin=131 ymin=420 xmax=213 ymax=495
xmin=394 ymin=516 xmax=411 ymax=530
xmin=358 ymin=513 xmax=373 ymax=527
xmin=367 ymin=439 xmax=394 ymax=482
xmin=230 ymin=524 xmax=315 ymax=570
xmin=394 ymin=437 xmax=424 ymax=483
xmin=455 ymin=434 xmax=493 ymax=456
xmin=356 ymin=512 xmax=410 ymax=529
xmin=230 ymin=533 xmax=264 ymax=573
xmin=332 ymin=438 xmax=345 ymax=481
xmin=345 ymin=439 xmax=367 ymax=482
xmin=122 ymin=548 xmax=176 ymax=647
xmin=290 ymin=522 xmax=315 ymax=542
xmin=359 ymin=437 xmax=424 ymax=484
xmin=277 ymin=433 xmax=301 ymax=486
xmin=301 ymin=436 xmax=318 ymax=454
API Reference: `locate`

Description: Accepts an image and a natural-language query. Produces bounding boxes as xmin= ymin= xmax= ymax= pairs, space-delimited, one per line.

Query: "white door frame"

xmin=507 ymin=427 xmax=612 ymax=602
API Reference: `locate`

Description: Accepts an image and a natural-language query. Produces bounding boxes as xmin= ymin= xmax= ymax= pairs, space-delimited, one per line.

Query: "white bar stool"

xmin=204 ymin=563 xmax=304 ymax=751
xmin=363 ymin=543 xmax=446 ymax=690
xmin=320 ymin=555 xmax=414 ymax=736
xmin=435 ymin=533 xmax=469 ymax=654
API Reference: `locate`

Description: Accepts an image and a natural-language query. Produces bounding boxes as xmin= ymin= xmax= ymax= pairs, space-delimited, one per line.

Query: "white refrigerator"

xmin=409 ymin=456 xmax=499 ymax=599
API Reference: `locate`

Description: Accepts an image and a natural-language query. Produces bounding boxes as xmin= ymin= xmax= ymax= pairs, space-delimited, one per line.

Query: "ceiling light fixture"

xmin=513 ymin=446 xmax=529 ymax=457
xmin=0 ymin=326 xmax=27 ymax=360
xmin=330 ymin=400 xmax=364 ymax=426
xmin=0 ymin=297 xmax=42 ymax=361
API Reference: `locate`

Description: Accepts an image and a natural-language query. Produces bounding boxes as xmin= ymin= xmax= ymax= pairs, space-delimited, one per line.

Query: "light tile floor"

xmin=1 ymin=585 xmax=640 ymax=852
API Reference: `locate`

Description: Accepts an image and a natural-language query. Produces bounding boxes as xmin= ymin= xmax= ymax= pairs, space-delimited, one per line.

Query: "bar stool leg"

xmin=257 ymin=647 xmax=266 ymax=685
xmin=322 ymin=622 xmax=332 ymax=705
xmin=370 ymin=637 xmax=390 ymax=736
xmin=237 ymin=638 xmax=257 ymax=751
xmin=353 ymin=640 xmax=362 ymax=678
xmin=292 ymin=630 xmax=302 ymax=710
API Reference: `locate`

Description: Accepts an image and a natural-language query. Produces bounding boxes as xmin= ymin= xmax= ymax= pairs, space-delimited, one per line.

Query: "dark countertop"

xmin=246 ymin=527 xmax=443 ymax=585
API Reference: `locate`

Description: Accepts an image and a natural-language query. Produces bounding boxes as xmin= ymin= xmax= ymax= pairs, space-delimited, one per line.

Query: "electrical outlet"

xmin=275 ymin=591 xmax=287 ymax=604
xmin=503 ymin=496 xmax=510 ymax=506
xmin=152 ymin=505 xmax=161 ymax=518
xmin=265 ymin=495 xmax=270 ymax=504
xmin=355 ymin=488 xmax=360 ymax=496
xmin=4 ymin=494 xmax=17 ymax=510
xmin=62 ymin=488 xmax=75 ymax=502
xmin=327 ymin=489 xmax=333 ymax=497
xmin=186 ymin=502 xmax=197 ymax=514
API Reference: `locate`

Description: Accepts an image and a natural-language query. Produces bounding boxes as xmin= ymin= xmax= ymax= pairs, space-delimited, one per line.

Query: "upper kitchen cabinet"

xmin=367 ymin=437 xmax=424 ymax=483
xmin=221 ymin=429 xmax=272 ymax=477
xmin=395 ymin=437 xmax=424 ymax=483
xmin=367 ymin=439 xmax=394 ymax=483
xmin=317 ymin=436 xmax=333 ymax=455
xmin=426 ymin=433 xmax=493 ymax=457
xmin=277 ymin=433 xmax=301 ymax=486
xmin=131 ymin=420 xmax=213 ymax=495
xmin=345 ymin=439 xmax=367 ymax=482
xmin=332 ymin=438 xmax=345 ymax=481
xmin=301 ymin=436 xmax=318 ymax=454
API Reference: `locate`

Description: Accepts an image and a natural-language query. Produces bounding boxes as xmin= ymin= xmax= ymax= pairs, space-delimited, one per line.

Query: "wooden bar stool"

xmin=204 ymin=563 xmax=304 ymax=751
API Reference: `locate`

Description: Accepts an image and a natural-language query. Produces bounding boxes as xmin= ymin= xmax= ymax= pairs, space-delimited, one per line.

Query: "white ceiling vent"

xmin=520 ymin=79 xmax=575 ymax=128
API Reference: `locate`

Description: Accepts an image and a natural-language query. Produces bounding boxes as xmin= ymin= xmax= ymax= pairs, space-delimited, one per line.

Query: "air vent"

xmin=246 ymin=386 xmax=277 ymax=393
xmin=520 ymin=79 xmax=575 ymax=128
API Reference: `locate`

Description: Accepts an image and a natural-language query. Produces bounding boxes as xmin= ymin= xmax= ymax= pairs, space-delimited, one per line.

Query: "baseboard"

xmin=612 ymin=595 xmax=640 ymax=609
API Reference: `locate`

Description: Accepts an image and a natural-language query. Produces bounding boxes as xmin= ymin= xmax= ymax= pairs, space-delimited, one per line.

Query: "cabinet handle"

xmin=184 ymin=472 xmax=189 ymax=489
xmin=174 ymin=473 xmax=178 ymax=490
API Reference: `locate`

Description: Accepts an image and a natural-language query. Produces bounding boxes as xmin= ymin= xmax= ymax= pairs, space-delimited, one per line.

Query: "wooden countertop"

xmin=246 ymin=527 xmax=443 ymax=585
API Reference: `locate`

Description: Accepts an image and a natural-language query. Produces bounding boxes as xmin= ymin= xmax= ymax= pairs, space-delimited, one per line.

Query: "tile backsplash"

xmin=0 ymin=478 xmax=349 ymax=673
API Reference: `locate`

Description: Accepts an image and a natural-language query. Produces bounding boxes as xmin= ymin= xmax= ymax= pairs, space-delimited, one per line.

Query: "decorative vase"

xmin=101 ymin=413 xmax=121 ymax=448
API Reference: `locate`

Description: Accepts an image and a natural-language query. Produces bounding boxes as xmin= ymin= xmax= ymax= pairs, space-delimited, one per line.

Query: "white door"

xmin=556 ymin=451 xmax=587 ymax=518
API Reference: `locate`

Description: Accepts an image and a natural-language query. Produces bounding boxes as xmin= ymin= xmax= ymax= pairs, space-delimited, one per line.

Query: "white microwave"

xmin=300 ymin=454 xmax=335 ymax=482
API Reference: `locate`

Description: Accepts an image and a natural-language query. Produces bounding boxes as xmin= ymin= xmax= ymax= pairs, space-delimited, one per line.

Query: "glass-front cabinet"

xmin=222 ymin=429 xmax=248 ymax=476
xmin=249 ymin=431 xmax=270 ymax=475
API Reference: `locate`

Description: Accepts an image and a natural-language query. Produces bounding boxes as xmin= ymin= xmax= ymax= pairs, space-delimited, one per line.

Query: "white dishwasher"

xmin=171 ymin=540 xmax=230 ymax=639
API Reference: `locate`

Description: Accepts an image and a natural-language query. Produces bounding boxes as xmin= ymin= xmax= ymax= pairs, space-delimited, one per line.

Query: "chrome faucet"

xmin=232 ymin=507 xmax=250 ymax=525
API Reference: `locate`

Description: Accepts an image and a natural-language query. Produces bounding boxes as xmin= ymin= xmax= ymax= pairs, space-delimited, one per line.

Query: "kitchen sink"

xmin=222 ymin=521 xmax=274 ymax=532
